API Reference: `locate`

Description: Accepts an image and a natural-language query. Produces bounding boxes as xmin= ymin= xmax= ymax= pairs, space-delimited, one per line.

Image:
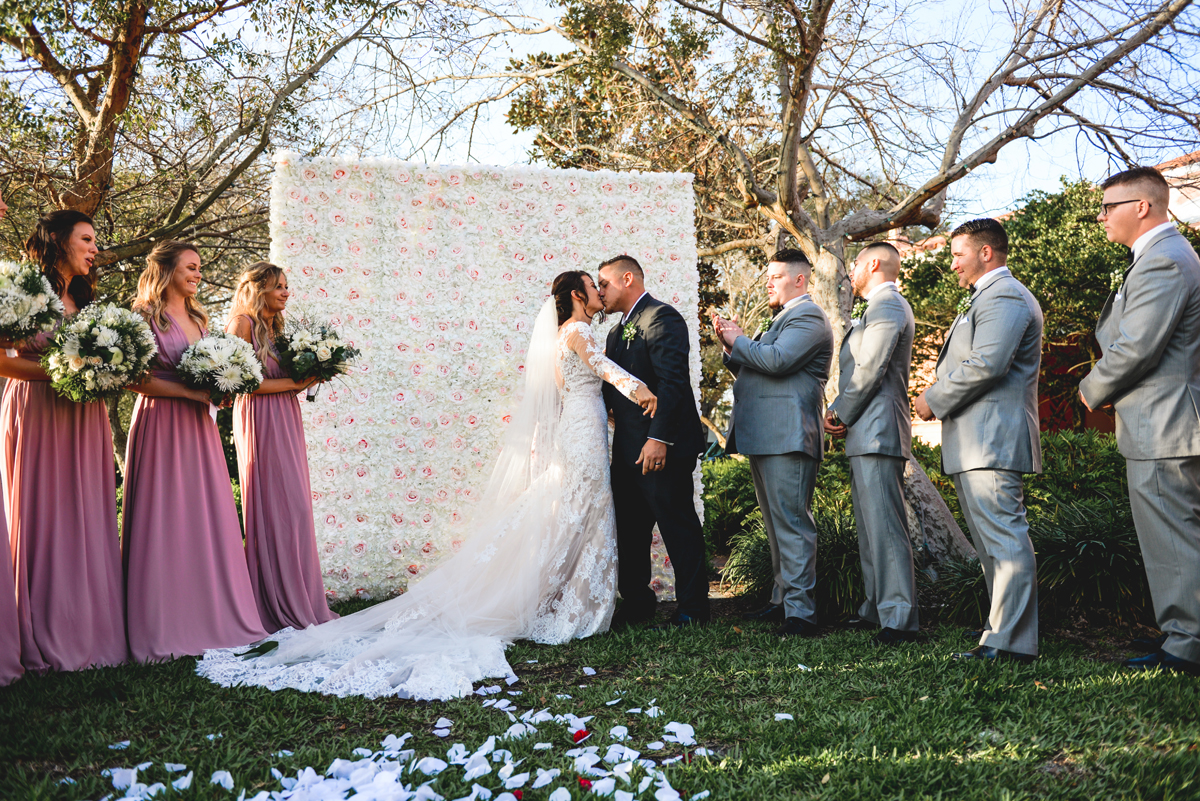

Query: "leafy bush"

xmin=722 ymin=479 xmax=863 ymax=622
xmin=701 ymin=457 xmax=757 ymax=556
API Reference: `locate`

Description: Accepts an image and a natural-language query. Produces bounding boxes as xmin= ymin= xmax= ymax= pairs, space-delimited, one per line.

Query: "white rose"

xmin=68 ymin=355 xmax=85 ymax=371
xmin=316 ymin=346 xmax=332 ymax=361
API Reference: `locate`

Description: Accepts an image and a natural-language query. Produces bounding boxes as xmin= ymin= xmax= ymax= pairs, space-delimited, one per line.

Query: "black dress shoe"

xmin=953 ymin=645 xmax=1036 ymax=664
xmin=777 ymin=617 xmax=820 ymax=638
xmin=1122 ymin=649 xmax=1200 ymax=676
xmin=742 ymin=604 xmax=785 ymax=623
xmin=610 ymin=608 xmax=655 ymax=631
xmin=1129 ymin=633 xmax=1168 ymax=653
xmin=872 ymin=627 xmax=923 ymax=646
xmin=963 ymin=629 xmax=983 ymax=639
xmin=839 ymin=615 xmax=879 ymax=631
xmin=653 ymin=612 xmax=709 ymax=631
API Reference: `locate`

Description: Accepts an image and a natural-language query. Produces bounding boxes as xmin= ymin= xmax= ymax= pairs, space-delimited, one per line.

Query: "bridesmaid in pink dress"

xmin=0 ymin=191 xmax=24 ymax=685
xmin=0 ymin=209 xmax=127 ymax=673
xmin=226 ymin=262 xmax=337 ymax=632
xmin=122 ymin=240 xmax=267 ymax=661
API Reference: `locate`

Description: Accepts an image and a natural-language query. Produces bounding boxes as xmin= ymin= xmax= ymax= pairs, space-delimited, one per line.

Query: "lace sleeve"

xmin=564 ymin=323 xmax=642 ymax=400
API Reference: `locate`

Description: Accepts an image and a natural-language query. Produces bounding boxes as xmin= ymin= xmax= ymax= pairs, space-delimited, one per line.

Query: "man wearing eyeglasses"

xmin=1080 ymin=165 xmax=1200 ymax=677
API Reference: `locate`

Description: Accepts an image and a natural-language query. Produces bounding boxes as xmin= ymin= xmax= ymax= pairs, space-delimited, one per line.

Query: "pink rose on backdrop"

xmin=302 ymin=167 xmax=319 ymax=181
xmin=567 ymin=179 xmax=580 ymax=194
xmin=405 ymin=490 xmax=420 ymax=504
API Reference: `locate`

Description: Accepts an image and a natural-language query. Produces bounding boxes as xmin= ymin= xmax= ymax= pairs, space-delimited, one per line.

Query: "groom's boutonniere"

xmin=621 ymin=320 xmax=639 ymax=343
xmin=757 ymin=316 xmax=772 ymax=335
xmin=1109 ymin=267 xmax=1125 ymax=293
xmin=955 ymin=292 xmax=973 ymax=317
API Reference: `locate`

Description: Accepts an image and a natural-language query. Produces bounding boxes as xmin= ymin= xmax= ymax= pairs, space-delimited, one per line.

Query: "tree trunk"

xmin=107 ymin=394 xmax=127 ymax=475
xmin=902 ymin=454 xmax=976 ymax=576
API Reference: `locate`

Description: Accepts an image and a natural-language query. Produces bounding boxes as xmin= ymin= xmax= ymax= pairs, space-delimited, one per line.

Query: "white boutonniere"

xmin=1109 ymin=267 xmax=1126 ymax=296
xmin=757 ymin=316 xmax=772 ymax=335
xmin=955 ymin=293 xmax=972 ymax=317
xmin=850 ymin=300 xmax=867 ymax=327
xmin=621 ymin=321 xmax=639 ymax=342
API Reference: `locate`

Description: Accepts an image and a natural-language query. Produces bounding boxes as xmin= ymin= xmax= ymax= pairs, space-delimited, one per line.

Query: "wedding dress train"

xmin=198 ymin=303 xmax=643 ymax=700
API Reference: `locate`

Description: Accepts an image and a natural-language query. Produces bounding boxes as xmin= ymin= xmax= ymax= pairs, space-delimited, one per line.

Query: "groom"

xmin=597 ymin=255 xmax=710 ymax=629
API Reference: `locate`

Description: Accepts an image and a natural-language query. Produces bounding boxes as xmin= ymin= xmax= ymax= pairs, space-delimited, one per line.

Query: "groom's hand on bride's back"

xmin=636 ymin=438 xmax=668 ymax=474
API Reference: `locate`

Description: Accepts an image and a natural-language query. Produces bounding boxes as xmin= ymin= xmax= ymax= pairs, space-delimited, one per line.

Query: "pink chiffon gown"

xmin=0 ymin=500 xmax=23 ymax=685
xmin=233 ymin=318 xmax=336 ymax=632
xmin=2 ymin=330 xmax=127 ymax=673
xmin=122 ymin=313 xmax=267 ymax=662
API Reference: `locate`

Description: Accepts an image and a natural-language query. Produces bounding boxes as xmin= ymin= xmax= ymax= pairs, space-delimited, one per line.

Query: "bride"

xmin=198 ymin=270 xmax=657 ymax=700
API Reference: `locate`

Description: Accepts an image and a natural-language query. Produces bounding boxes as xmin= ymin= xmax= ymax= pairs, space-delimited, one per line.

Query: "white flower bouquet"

xmin=274 ymin=323 xmax=360 ymax=401
xmin=178 ymin=331 xmax=264 ymax=403
xmin=41 ymin=303 xmax=157 ymax=403
xmin=0 ymin=259 xmax=65 ymax=343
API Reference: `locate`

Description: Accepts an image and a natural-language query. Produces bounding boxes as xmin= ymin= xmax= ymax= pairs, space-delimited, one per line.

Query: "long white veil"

xmin=199 ymin=301 xmax=573 ymax=699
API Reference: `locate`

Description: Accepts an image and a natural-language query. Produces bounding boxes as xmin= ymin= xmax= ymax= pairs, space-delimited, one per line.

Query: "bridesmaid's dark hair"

xmin=551 ymin=270 xmax=590 ymax=326
xmin=24 ymin=209 xmax=97 ymax=310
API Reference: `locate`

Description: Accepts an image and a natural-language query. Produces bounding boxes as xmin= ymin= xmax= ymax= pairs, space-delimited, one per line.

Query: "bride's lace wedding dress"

xmin=198 ymin=304 xmax=643 ymax=701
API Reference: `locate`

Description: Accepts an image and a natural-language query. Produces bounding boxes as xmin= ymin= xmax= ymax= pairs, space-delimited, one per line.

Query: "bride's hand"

xmin=635 ymin=384 xmax=657 ymax=418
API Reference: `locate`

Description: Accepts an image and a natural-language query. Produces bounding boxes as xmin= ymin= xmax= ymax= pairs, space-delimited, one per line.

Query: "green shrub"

xmin=722 ymin=490 xmax=863 ymax=622
xmin=701 ymin=457 xmax=757 ymax=556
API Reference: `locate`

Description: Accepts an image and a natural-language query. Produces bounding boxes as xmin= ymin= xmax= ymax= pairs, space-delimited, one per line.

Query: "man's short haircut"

xmin=769 ymin=247 xmax=812 ymax=278
xmin=1101 ymin=166 xmax=1170 ymax=208
xmin=598 ymin=255 xmax=644 ymax=280
xmin=950 ymin=218 xmax=1009 ymax=256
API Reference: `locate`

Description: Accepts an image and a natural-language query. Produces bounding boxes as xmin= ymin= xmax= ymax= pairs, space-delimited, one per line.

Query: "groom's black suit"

xmin=603 ymin=294 xmax=710 ymax=621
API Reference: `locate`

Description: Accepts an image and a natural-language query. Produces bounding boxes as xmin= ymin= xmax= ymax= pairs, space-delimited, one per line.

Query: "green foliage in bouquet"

xmin=178 ymin=332 xmax=264 ymax=403
xmin=0 ymin=259 xmax=64 ymax=342
xmin=41 ymin=303 xmax=157 ymax=403
xmin=274 ymin=323 xmax=360 ymax=384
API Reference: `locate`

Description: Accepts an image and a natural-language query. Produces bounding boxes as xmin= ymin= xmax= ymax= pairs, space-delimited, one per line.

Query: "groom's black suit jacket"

xmin=602 ymin=294 xmax=705 ymax=464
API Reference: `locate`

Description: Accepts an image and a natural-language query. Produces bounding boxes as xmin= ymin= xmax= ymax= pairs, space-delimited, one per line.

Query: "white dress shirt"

xmin=1131 ymin=221 xmax=1177 ymax=262
xmin=864 ymin=281 xmax=898 ymax=301
xmin=971 ymin=265 xmax=1011 ymax=294
xmin=620 ymin=291 xmax=650 ymax=324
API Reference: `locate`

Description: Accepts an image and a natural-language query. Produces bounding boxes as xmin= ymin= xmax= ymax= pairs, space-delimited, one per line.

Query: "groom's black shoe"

xmin=610 ymin=607 xmax=655 ymax=632
xmin=777 ymin=617 xmax=820 ymax=638
xmin=1122 ymin=649 xmax=1200 ymax=676
xmin=654 ymin=612 xmax=709 ymax=631
xmin=953 ymin=645 xmax=1036 ymax=664
xmin=872 ymin=627 xmax=924 ymax=646
xmin=742 ymin=604 xmax=785 ymax=623
xmin=1129 ymin=632 xmax=1169 ymax=653
xmin=838 ymin=615 xmax=878 ymax=631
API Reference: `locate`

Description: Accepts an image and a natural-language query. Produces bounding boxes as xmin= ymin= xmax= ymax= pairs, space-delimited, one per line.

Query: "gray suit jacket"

xmin=925 ymin=272 xmax=1043 ymax=475
xmin=723 ymin=296 xmax=833 ymax=459
xmin=1079 ymin=227 xmax=1200 ymax=460
xmin=829 ymin=285 xmax=914 ymax=459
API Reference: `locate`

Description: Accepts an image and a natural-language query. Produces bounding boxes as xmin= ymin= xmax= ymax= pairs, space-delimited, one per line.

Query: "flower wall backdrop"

xmin=270 ymin=154 xmax=702 ymax=601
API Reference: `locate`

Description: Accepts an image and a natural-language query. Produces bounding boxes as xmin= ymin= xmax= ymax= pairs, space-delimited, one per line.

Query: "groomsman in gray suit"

xmin=1080 ymin=166 xmax=1200 ymax=676
xmin=824 ymin=242 xmax=920 ymax=645
xmin=914 ymin=218 xmax=1043 ymax=663
xmin=712 ymin=249 xmax=834 ymax=637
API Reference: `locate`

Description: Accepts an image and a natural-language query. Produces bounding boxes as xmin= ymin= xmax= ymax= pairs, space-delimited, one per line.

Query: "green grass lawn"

xmin=2 ymin=606 xmax=1199 ymax=800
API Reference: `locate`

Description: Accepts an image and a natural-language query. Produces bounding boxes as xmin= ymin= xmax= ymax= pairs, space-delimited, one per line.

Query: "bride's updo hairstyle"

xmin=551 ymin=270 xmax=590 ymax=326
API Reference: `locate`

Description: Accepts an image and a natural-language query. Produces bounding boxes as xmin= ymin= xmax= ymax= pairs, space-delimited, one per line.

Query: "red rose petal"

xmin=578 ymin=777 xmax=593 ymax=789
xmin=573 ymin=729 xmax=591 ymax=743
xmin=513 ymin=792 xmax=523 ymax=800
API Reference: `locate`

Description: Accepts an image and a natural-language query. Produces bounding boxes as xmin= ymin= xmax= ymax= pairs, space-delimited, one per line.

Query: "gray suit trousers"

xmin=749 ymin=453 xmax=818 ymax=622
xmin=850 ymin=455 xmax=918 ymax=632
xmin=952 ymin=469 xmax=1039 ymax=656
xmin=1126 ymin=457 xmax=1200 ymax=663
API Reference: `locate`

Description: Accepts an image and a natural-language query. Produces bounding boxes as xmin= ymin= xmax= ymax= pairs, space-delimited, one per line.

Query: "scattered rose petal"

xmin=645 ymin=706 xmax=662 ymax=718
xmin=645 ymin=741 xmax=664 ymax=750
xmin=556 ymin=694 xmax=572 ymax=700
xmin=609 ymin=726 xmax=628 ymax=741
xmin=534 ymin=743 xmax=554 ymax=751
xmin=606 ymin=699 xmax=621 ymax=706
xmin=108 ymin=741 xmax=131 ymax=750
xmin=798 ymin=664 xmax=812 ymax=672
xmin=210 ymin=770 xmax=235 ymax=791
xmin=690 ymin=792 xmax=712 ymax=800
xmin=414 ymin=756 xmax=448 ymax=775
xmin=435 ymin=717 xmax=454 ymax=728
xmin=775 ymin=713 xmax=794 ymax=721
xmin=274 ymin=750 xmax=294 ymax=758
xmin=549 ymin=789 xmax=572 ymax=801
xmin=164 ymin=763 xmax=187 ymax=772
xmin=171 ymin=771 xmax=194 ymax=791
xmin=525 ymin=660 xmax=538 ymax=664
xmin=573 ymin=729 xmax=592 ymax=744
xmin=626 ymin=707 xmax=642 ymax=714
xmin=533 ymin=768 xmax=561 ymax=788
xmin=506 ymin=675 xmax=520 ymax=685
xmin=582 ymin=667 xmax=597 ymax=676
xmin=205 ymin=733 xmax=223 ymax=741
xmin=434 ymin=728 xmax=451 ymax=738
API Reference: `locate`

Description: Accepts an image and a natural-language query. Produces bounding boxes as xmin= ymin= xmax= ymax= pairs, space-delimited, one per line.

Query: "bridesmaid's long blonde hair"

xmin=229 ymin=261 xmax=286 ymax=365
xmin=133 ymin=240 xmax=209 ymax=332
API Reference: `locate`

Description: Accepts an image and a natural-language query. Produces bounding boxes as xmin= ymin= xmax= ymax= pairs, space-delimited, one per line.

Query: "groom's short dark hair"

xmin=598 ymin=255 xmax=644 ymax=279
